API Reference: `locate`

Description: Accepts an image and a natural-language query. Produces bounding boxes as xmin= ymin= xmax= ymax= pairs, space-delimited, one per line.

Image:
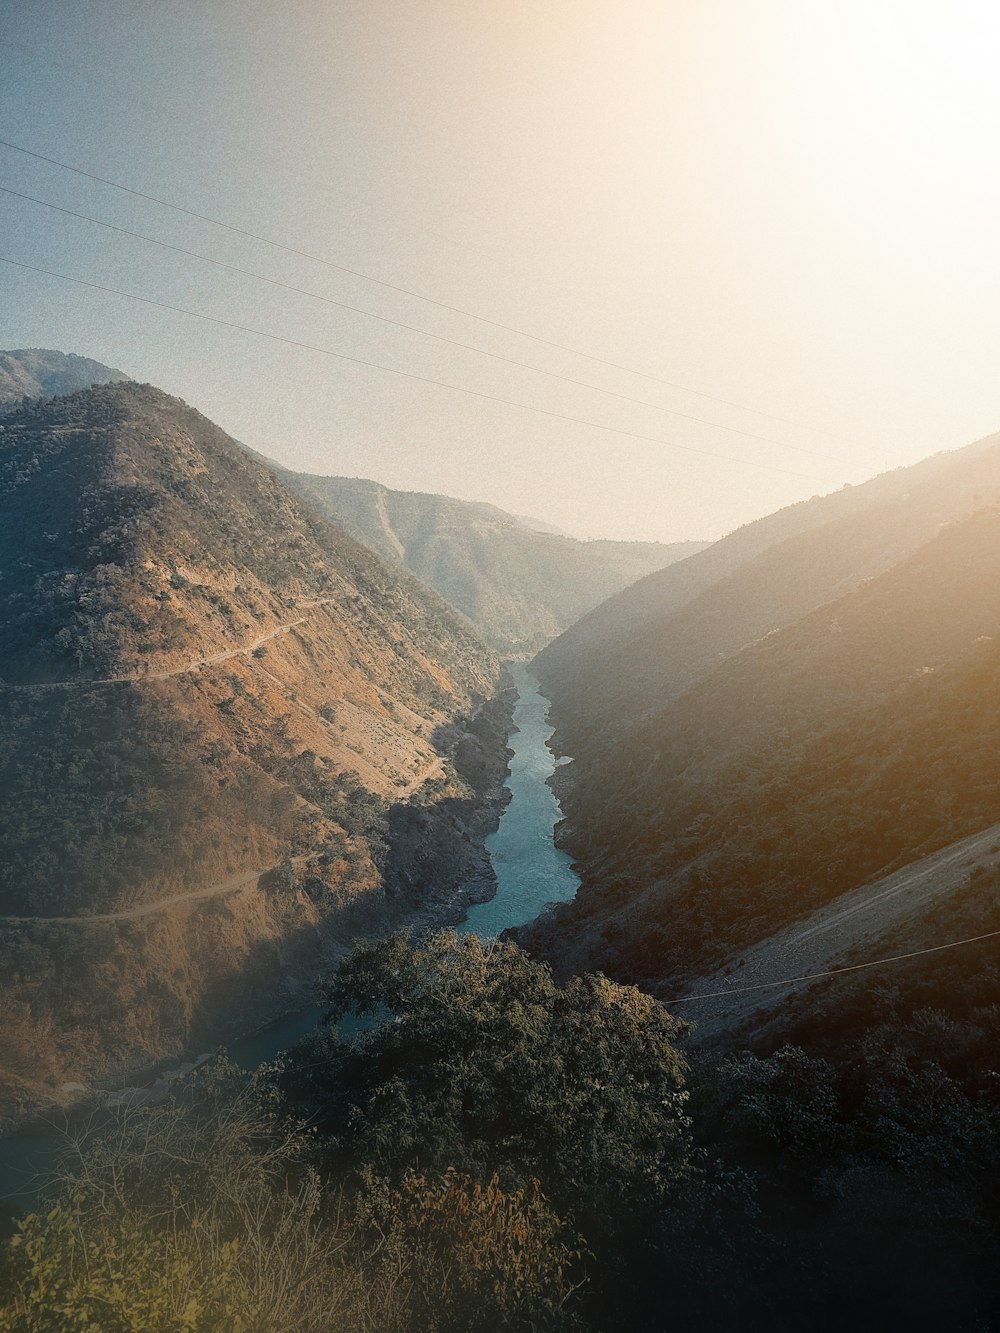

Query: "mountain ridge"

xmin=0 ymin=348 xmax=130 ymax=411
xmin=535 ymin=428 xmax=1000 ymax=757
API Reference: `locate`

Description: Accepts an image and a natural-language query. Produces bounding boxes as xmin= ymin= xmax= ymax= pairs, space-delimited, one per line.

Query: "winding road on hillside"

xmin=0 ymin=594 xmax=359 ymax=691
xmin=0 ymin=752 xmax=446 ymax=927
xmin=0 ymin=591 xmax=447 ymax=925
xmin=0 ymin=868 xmax=267 ymax=926
xmin=674 ymin=821 xmax=1000 ymax=1043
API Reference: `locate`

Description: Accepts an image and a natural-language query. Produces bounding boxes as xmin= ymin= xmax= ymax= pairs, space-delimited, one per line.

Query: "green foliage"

xmin=0 ymin=1060 xmax=582 ymax=1333
xmin=284 ymin=932 xmax=691 ymax=1217
xmin=0 ymin=1062 xmax=334 ymax=1331
xmin=275 ymin=933 xmax=762 ymax=1328
xmin=692 ymin=1030 xmax=1000 ymax=1330
xmin=1 ymin=1199 xmax=240 ymax=1332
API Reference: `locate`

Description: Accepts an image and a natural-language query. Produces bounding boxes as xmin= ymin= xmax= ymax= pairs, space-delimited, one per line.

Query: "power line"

xmin=0 ymin=183 xmax=825 ymax=458
xmin=0 ymin=255 xmax=823 ymax=480
xmin=666 ymin=926 xmax=1000 ymax=1007
xmin=0 ymin=30 xmax=667 ymax=337
xmin=0 ymin=135 xmax=818 ymax=435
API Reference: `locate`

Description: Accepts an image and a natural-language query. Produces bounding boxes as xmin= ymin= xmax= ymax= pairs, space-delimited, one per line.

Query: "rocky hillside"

xmin=281 ymin=472 xmax=705 ymax=656
xmin=525 ymin=436 xmax=1000 ymax=996
xmin=0 ymin=382 xmax=507 ymax=1122
xmin=0 ymin=348 xmax=129 ymax=411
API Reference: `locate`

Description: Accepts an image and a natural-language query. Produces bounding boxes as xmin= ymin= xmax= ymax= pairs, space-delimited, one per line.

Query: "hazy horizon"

xmin=3 ymin=0 xmax=1000 ymax=542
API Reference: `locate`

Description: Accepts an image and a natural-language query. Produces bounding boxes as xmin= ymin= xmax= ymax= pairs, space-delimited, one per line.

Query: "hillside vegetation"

xmin=506 ymin=439 xmax=1000 ymax=1325
xmin=281 ymin=472 xmax=705 ymax=656
xmin=0 ymin=382 xmax=506 ymax=1121
xmin=8 ymin=931 xmax=1000 ymax=1330
xmin=527 ymin=418 xmax=1000 ymax=1001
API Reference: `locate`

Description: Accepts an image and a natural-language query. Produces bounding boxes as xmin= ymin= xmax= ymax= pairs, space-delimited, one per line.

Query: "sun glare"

xmin=790 ymin=0 xmax=1000 ymax=187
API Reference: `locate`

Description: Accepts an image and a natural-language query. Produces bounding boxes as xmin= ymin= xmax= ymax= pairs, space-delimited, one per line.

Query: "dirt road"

xmin=0 ymin=868 xmax=266 ymax=925
xmin=0 ymin=593 xmax=354 ymax=692
xmin=673 ymin=822 xmax=1000 ymax=1043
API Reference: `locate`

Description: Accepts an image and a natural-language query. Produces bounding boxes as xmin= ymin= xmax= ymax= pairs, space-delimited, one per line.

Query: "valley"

xmin=0 ymin=657 xmax=579 ymax=1212
xmin=279 ymin=471 xmax=706 ymax=656
xmin=5 ymin=5 xmax=1000 ymax=1322
xmin=4 ymin=357 xmax=1000 ymax=1328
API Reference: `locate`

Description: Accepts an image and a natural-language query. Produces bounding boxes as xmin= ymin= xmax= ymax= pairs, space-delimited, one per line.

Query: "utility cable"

xmin=0 ymin=135 xmax=820 ymax=434
xmin=0 ymin=182 xmax=823 ymax=457
xmin=0 ymin=256 xmax=824 ymax=480
xmin=666 ymin=926 xmax=1000 ymax=1007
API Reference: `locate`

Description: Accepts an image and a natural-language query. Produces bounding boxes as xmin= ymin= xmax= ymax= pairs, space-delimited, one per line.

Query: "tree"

xmin=280 ymin=929 xmax=702 ymax=1325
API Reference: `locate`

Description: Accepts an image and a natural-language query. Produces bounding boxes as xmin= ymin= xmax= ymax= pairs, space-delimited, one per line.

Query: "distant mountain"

xmin=511 ymin=511 xmax=571 ymax=537
xmin=0 ymin=382 xmax=506 ymax=1122
xmin=280 ymin=472 xmax=707 ymax=656
xmin=0 ymin=348 xmax=129 ymax=409
xmin=525 ymin=430 xmax=1000 ymax=993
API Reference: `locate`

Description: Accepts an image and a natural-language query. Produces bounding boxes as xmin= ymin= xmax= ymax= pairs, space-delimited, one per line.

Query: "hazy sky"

xmin=3 ymin=0 xmax=1000 ymax=541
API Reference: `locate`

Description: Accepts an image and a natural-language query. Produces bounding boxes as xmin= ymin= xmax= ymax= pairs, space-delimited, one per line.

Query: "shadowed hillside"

xmin=536 ymin=430 xmax=1000 ymax=752
xmin=525 ymin=459 xmax=1000 ymax=993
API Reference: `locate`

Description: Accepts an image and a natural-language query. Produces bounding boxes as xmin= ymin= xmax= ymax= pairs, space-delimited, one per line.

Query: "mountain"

xmin=0 ymin=348 xmax=129 ymax=410
xmin=0 ymin=382 xmax=508 ymax=1122
xmin=535 ymin=430 xmax=1000 ymax=757
xmin=511 ymin=511 xmax=571 ymax=537
xmin=525 ymin=431 xmax=1000 ymax=993
xmin=280 ymin=472 xmax=706 ymax=656
xmin=0 ymin=350 xmax=706 ymax=658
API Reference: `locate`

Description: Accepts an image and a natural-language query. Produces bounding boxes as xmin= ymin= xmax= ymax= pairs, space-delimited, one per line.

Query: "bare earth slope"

xmin=282 ymin=471 xmax=706 ymax=656
xmin=0 ymin=382 xmax=506 ymax=1122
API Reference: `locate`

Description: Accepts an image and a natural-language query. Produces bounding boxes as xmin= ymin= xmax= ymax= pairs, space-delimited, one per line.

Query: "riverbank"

xmin=0 ymin=666 xmax=586 ymax=1209
xmin=0 ymin=680 xmax=516 ymax=1139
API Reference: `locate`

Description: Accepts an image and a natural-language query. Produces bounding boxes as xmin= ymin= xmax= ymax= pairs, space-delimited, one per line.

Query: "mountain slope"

xmin=523 ymin=499 xmax=1000 ymax=994
xmin=0 ymin=382 xmax=506 ymax=1120
xmin=536 ymin=430 xmax=1000 ymax=757
xmin=281 ymin=471 xmax=706 ymax=655
xmin=0 ymin=348 xmax=128 ymax=410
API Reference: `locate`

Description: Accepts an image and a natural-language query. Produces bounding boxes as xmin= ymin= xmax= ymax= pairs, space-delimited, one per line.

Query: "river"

xmin=458 ymin=663 xmax=579 ymax=936
xmin=0 ymin=665 xmax=578 ymax=1209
